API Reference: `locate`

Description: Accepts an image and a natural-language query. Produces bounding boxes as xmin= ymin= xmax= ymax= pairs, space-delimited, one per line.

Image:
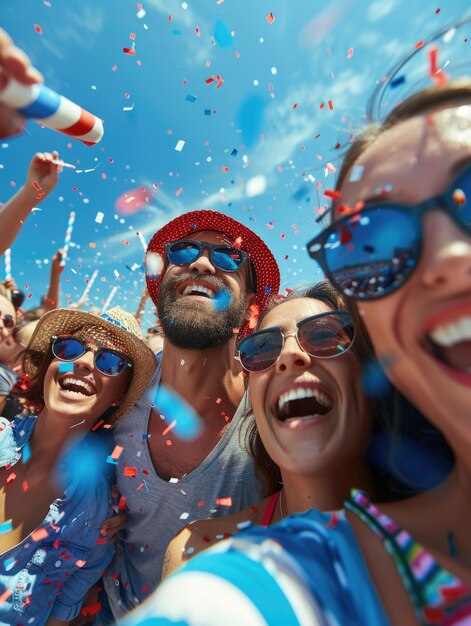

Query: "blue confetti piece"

xmin=154 ymin=384 xmax=202 ymax=440
xmin=361 ymin=359 xmax=392 ymax=398
xmin=22 ymin=441 xmax=31 ymax=464
xmin=142 ymin=434 xmax=151 ymax=440
xmin=58 ymin=362 xmax=74 ymax=373
xmin=106 ymin=455 xmax=118 ymax=465
xmin=236 ymin=93 xmax=267 ymax=147
xmin=3 ymin=557 xmax=16 ymax=571
xmin=185 ymin=94 xmax=198 ymax=103
xmin=212 ymin=290 xmax=231 ymax=312
xmin=204 ymin=109 xmax=212 ymax=116
xmin=0 ymin=520 xmax=13 ymax=534
xmin=390 ymin=75 xmax=406 ymax=89
xmin=231 ymin=148 xmax=238 ymax=156
xmin=214 ymin=20 xmax=233 ymax=48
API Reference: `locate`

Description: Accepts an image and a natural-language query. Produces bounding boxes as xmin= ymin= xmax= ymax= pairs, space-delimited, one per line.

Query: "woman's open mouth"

xmin=274 ymin=386 xmax=334 ymax=423
xmin=425 ymin=314 xmax=471 ymax=385
xmin=58 ymin=375 xmax=96 ymax=397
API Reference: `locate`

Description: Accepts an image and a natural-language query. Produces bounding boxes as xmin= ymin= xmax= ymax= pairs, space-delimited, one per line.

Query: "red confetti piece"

xmin=415 ymin=40 xmax=424 ymax=50
xmin=33 ymin=181 xmax=41 ymax=190
xmin=435 ymin=8 xmax=440 ymax=13
xmin=162 ymin=420 xmax=177 ymax=436
xmin=292 ymin=103 xmax=298 ymax=109
xmin=32 ymin=528 xmax=49 ymax=542
xmin=0 ymin=590 xmax=12 ymax=605
xmin=123 ymin=48 xmax=135 ymax=56
xmin=324 ymin=189 xmax=341 ymax=201
xmin=118 ymin=496 xmax=127 ymax=509
xmin=34 ymin=24 xmax=43 ymax=34
xmin=347 ymin=48 xmax=354 ymax=59
xmin=216 ymin=497 xmax=232 ymax=506
xmin=22 ymin=481 xmax=28 ymax=493
xmin=319 ymin=102 xmax=325 ymax=110
xmin=6 ymin=472 xmax=16 ymax=484
xmin=111 ymin=445 xmax=124 ymax=460
xmin=221 ymin=166 xmax=229 ymax=172
xmin=195 ymin=27 xmax=200 ymax=36
xmin=76 ymin=559 xmax=87 ymax=568
xmin=130 ymin=32 xmax=136 ymax=40
xmin=327 ymin=100 xmax=333 ymax=110
xmin=339 ymin=226 xmax=353 ymax=245
xmin=266 ymin=12 xmax=275 ymax=23
xmin=124 ymin=467 xmax=137 ymax=477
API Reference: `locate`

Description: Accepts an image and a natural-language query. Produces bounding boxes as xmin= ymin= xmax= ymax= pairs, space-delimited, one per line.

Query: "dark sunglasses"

xmin=165 ymin=240 xmax=248 ymax=272
xmin=236 ymin=311 xmax=355 ymax=373
xmin=10 ymin=289 xmax=25 ymax=310
xmin=306 ymin=164 xmax=471 ymax=301
xmin=51 ymin=336 xmax=132 ymax=376
xmin=0 ymin=311 xmax=15 ymax=329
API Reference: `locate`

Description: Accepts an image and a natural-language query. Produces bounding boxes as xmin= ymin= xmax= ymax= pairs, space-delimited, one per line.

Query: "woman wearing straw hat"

xmin=0 ymin=306 xmax=155 ymax=626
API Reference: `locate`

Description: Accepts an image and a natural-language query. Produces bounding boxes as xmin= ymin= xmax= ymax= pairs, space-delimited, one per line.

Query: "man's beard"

xmin=157 ymin=272 xmax=248 ymax=350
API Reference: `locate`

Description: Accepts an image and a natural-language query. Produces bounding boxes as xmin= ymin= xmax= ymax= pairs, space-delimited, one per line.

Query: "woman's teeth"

xmin=429 ymin=315 xmax=471 ymax=347
xmin=427 ymin=315 xmax=471 ymax=373
xmin=59 ymin=376 xmax=95 ymax=396
xmin=277 ymin=387 xmax=333 ymax=421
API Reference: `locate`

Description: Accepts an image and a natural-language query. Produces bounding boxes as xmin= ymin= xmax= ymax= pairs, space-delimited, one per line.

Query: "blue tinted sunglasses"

xmin=236 ymin=311 xmax=354 ymax=373
xmin=52 ymin=336 xmax=132 ymax=376
xmin=307 ymin=164 xmax=471 ymax=301
xmin=165 ymin=240 xmax=248 ymax=272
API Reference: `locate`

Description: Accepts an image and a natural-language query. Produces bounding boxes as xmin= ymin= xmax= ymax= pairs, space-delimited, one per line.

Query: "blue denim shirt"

xmin=0 ymin=416 xmax=115 ymax=625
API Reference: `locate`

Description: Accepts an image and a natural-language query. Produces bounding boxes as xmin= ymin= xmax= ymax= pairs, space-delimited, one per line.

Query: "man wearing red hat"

xmin=103 ymin=210 xmax=280 ymax=620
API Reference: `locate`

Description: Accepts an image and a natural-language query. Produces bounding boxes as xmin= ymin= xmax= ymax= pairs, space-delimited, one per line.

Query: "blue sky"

xmin=1 ymin=0 xmax=469 ymax=327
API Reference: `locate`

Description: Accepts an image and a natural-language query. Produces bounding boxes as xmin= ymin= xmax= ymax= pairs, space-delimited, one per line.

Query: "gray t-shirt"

xmin=104 ymin=356 xmax=262 ymax=620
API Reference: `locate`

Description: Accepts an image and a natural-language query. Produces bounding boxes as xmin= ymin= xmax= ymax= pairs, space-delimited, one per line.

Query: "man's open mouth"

xmin=181 ymin=284 xmax=215 ymax=299
xmin=426 ymin=315 xmax=471 ymax=374
xmin=58 ymin=376 xmax=96 ymax=397
xmin=274 ymin=386 xmax=334 ymax=422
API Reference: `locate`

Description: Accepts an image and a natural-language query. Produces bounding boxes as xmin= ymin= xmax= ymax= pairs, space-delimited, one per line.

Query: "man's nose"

xmin=188 ymin=247 xmax=216 ymax=274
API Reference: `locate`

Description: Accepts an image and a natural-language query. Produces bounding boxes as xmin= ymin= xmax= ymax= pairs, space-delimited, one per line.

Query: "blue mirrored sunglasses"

xmin=307 ymin=164 xmax=471 ymax=301
xmin=165 ymin=240 xmax=248 ymax=272
xmin=51 ymin=336 xmax=132 ymax=376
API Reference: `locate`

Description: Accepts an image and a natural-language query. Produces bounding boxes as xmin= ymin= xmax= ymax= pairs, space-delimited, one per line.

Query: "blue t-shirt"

xmin=0 ymin=416 xmax=115 ymax=625
xmin=118 ymin=509 xmax=390 ymax=626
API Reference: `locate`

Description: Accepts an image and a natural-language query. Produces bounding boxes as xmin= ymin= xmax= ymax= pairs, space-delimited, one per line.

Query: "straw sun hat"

xmin=24 ymin=307 xmax=156 ymax=423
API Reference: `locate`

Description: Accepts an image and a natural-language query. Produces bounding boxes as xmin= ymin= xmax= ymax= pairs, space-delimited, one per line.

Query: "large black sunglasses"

xmin=236 ymin=311 xmax=355 ymax=373
xmin=306 ymin=164 xmax=471 ymax=301
xmin=165 ymin=240 xmax=248 ymax=273
xmin=52 ymin=336 xmax=132 ymax=377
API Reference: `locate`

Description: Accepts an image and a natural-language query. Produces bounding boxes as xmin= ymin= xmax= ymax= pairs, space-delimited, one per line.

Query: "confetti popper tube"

xmin=101 ymin=286 xmax=119 ymax=312
xmin=0 ymin=73 xmax=104 ymax=145
xmin=78 ymin=269 xmax=99 ymax=306
xmin=4 ymin=249 xmax=11 ymax=281
xmin=60 ymin=211 xmax=76 ymax=267
xmin=137 ymin=232 xmax=147 ymax=252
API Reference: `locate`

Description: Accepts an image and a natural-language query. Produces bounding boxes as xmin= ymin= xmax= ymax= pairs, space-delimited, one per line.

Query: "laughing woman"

xmin=0 ymin=307 xmax=155 ymax=626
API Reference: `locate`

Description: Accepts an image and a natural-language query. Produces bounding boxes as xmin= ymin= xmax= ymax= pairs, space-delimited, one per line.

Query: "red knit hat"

xmin=145 ymin=210 xmax=280 ymax=339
